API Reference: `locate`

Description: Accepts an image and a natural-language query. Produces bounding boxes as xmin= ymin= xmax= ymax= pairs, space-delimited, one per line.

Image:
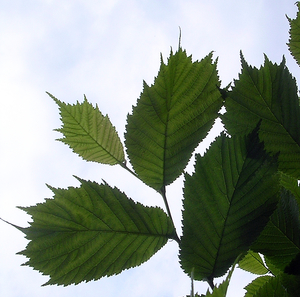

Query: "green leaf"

xmin=279 ymin=274 xmax=300 ymax=297
xmin=264 ymin=256 xmax=282 ymax=277
xmin=238 ymin=250 xmax=269 ymax=275
xmin=279 ymin=172 xmax=300 ymax=209
xmin=179 ymin=127 xmax=279 ymax=281
xmin=18 ymin=178 xmax=175 ymax=286
xmin=222 ymin=54 xmax=300 ymax=179
xmin=285 ymin=252 xmax=300 ymax=275
xmin=244 ymin=276 xmax=272 ymax=297
xmin=245 ymin=276 xmax=289 ymax=297
xmin=125 ymin=47 xmax=222 ymax=190
xmin=251 ymin=190 xmax=300 ymax=272
xmin=48 ymin=92 xmax=125 ymax=165
xmin=203 ymin=257 xmax=238 ymax=297
xmin=287 ymin=2 xmax=300 ymax=66
xmin=203 ymin=281 xmax=228 ymax=297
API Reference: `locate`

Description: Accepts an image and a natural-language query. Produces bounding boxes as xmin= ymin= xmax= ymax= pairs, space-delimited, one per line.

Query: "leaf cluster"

xmin=5 ymin=2 xmax=300 ymax=296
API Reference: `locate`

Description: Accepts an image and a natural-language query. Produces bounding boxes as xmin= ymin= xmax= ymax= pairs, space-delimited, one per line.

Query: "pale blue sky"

xmin=0 ymin=1 xmax=299 ymax=296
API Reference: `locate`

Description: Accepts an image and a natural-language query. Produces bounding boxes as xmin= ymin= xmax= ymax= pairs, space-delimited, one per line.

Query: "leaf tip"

xmin=0 ymin=217 xmax=28 ymax=234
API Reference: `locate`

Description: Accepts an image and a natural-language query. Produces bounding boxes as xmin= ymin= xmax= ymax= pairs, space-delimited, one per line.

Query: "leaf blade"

xmin=222 ymin=55 xmax=300 ymax=178
xmin=49 ymin=93 xmax=125 ymax=165
xmin=179 ymin=128 xmax=279 ymax=281
xmin=238 ymin=250 xmax=269 ymax=275
xmin=287 ymin=2 xmax=300 ymax=66
xmin=18 ymin=179 xmax=175 ymax=286
xmin=125 ymin=48 xmax=223 ymax=190
xmin=251 ymin=189 xmax=300 ymax=272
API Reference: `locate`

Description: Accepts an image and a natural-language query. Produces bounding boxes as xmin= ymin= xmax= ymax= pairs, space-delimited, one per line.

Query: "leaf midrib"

xmin=209 ymin=142 xmax=253 ymax=277
xmin=243 ymin=62 xmax=300 ymax=148
xmin=58 ymin=99 xmax=122 ymax=164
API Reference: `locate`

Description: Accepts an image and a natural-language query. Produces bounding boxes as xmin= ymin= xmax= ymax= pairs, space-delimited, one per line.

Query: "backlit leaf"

xmin=244 ymin=276 xmax=288 ymax=297
xmin=222 ymin=55 xmax=300 ymax=178
xmin=238 ymin=251 xmax=269 ymax=275
xmin=49 ymin=93 xmax=125 ymax=165
xmin=180 ymin=128 xmax=279 ymax=281
xmin=279 ymin=274 xmax=300 ymax=296
xmin=18 ymin=178 xmax=175 ymax=286
xmin=125 ymin=47 xmax=222 ymax=190
xmin=251 ymin=190 xmax=300 ymax=272
xmin=203 ymin=257 xmax=238 ymax=297
xmin=279 ymin=172 xmax=300 ymax=209
xmin=287 ymin=2 xmax=300 ymax=66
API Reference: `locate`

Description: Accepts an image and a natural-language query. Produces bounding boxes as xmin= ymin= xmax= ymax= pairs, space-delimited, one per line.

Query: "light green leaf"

xmin=222 ymin=54 xmax=300 ymax=179
xmin=180 ymin=127 xmax=279 ymax=282
xmin=244 ymin=276 xmax=277 ymax=297
xmin=125 ymin=47 xmax=222 ymax=190
xmin=287 ymin=2 xmax=300 ymax=66
xmin=18 ymin=178 xmax=175 ymax=286
xmin=203 ymin=281 xmax=228 ymax=297
xmin=248 ymin=276 xmax=289 ymax=297
xmin=238 ymin=251 xmax=269 ymax=275
xmin=251 ymin=190 xmax=300 ymax=272
xmin=49 ymin=92 xmax=125 ymax=165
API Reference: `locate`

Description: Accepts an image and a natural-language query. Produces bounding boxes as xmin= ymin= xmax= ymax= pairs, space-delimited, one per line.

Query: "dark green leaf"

xmin=265 ymin=256 xmax=282 ymax=277
xmin=238 ymin=250 xmax=269 ymax=275
xmin=279 ymin=274 xmax=300 ymax=297
xmin=279 ymin=172 xmax=300 ymax=209
xmin=285 ymin=252 xmax=300 ymax=275
xmin=18 ymin=178 xmax=174 ymax=286
xmin=244 ymin=276 xmax=272 ymax=297
xmin=49 ymin=93 xmax=125 ymax=165
xmin=245 ymin=276 xmax=289 ymax=297
xmin=179 ymin=128 xmax=279 ymax=281
xmin=251 ymin=190 xmax=300 ymax=272
xmin=203 ymin=257 xmax=238 ymax=297
xmin=222 ymin=55 xmax=300 ymax=178
xmin=287 ymin=2 xmax=300 ymax=66
xmin=125 ymin=47 xmax=222 ymax=190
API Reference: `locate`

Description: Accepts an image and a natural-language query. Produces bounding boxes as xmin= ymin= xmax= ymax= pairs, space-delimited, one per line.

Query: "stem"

xmin=161 ymin=186 xmax=181 ymax=244
xmin=119 ymin=161 xmax=181 ymax=244
xmin=191 ymin=268 xmax=195 ymax=297
xmin=119 ymin=161 xmax=140 ymax=179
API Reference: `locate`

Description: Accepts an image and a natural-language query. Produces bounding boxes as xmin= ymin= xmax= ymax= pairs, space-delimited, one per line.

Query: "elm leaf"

xmin=18 ymin=178 xmax=175 ymax=286
xmin=49 ymin=93 xmax=125 ymax=165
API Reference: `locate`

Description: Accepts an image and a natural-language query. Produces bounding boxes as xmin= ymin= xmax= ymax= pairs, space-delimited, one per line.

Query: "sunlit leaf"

xmin=287 ymin=2 xmax=300 ymax=66
xmin=223 ymin=54 xmax=300 ymax=179
xmin=238 ymin=250 xmax=269 ymax=275
xmin=203 ymin=281 xmax=228 ymax=297
xmin=49 ymin=93 xmax=125 ymax=165
xmin=244 ymin=276 xmax=288 ymax=297
xmin=125 ymin=47 xmax=222 ymax=190
xmin=179 ymin=127 xmax=279 ymax=281
xmin=18 ymin=178 xmax=175 ymax=286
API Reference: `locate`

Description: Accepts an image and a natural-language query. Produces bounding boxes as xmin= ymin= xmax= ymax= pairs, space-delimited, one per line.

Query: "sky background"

xmin=0 ymin=1 xmax=299 ymax=296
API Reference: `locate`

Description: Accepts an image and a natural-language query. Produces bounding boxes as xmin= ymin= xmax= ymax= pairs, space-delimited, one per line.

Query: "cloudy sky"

xmin=0 ymin=1 xmax=299 ymax=296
